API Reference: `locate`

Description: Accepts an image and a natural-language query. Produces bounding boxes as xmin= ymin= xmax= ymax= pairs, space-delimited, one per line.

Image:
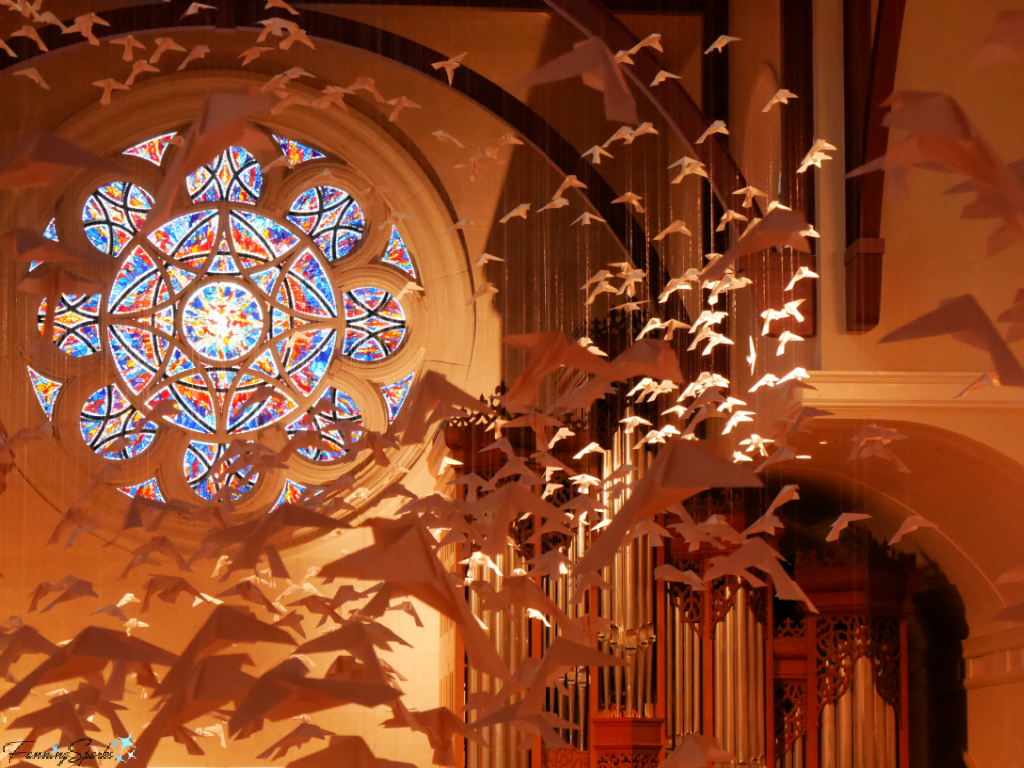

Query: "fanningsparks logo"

xmin=2 ymin=734 xmax=136 ymax=766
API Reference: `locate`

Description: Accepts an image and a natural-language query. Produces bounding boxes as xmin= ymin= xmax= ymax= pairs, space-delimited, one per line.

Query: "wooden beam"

xmin=542 ymin=0 xmax=757 ymax=217
xmin=843 ymin=0 xmax=908 ymax=331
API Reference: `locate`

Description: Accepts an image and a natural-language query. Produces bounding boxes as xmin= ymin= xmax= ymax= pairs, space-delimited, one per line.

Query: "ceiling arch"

xmin=766 ymin=417 xmax=1024 ymax=635
xmin=0 ymin=0 xmax=749 ymax=308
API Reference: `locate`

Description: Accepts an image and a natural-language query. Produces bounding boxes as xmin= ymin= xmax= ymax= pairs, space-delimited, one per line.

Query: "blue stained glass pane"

xmin=123 ymin=132 xmax=176 ymax=166
xmin=287 ymin=185 xmax=364 ymax=262
xmin=226 ymin=372 xmax=296 ymax=432
xmin=186 ymin=147 xmax=262 ymax=203
xmin=165 ymin=265 xmax=193 ymax=295
xmin=248 ymin=348 xmax=279 ymax=378
xmin=381 ymin=226 xmax=417 ymax=278
xmin=381 ymin=372 xmax=414 ymax=424
xmin=271 ymin=305 xmax=310 ymax=337
xmin=164 ymin=347 xmax=196 ymax=377
xmin=119 ymin=478 xmax=165 ymax=502
xmin=276 ymin=250 xmax=336 ymax=319
xmin=250 ymin=267 xmax=279 ymax=295
xmin=27 ymin=367 xmax=61 ymax=420
xmin=107 ymin=324 xmax=168 ymax=394
xmin=108 ymin=246 xmax=166 ymax=314
xmin=231 ymin=210 xmax=299 ymax=264
xmin=208 ymin=236 xmax=241 ymax=275
xmin=285 ymin=387 xmax=363 ymax=462
xmin=341 ymin=287 xmax=407 ymax=361
xmin=39 ymin=294 xmax=102 ymax=357
xmin=287 ymin=329 xmax=335 ymax=396
xmin=278 ymin=327 xmax=334 ymax=379
xmin=146 ymin=385 xmax=213 ymax=434
xmin=82 ymin=181 xmax=153 ymax=257
xmin=148 ymin=210 xmax=218 ymax=265
xmin=272 ymin=135 xmax=327 ymax=165
xmin=184 ymin=439 xmax=257 ymax=501
xmin=80 ymin=383 xmax=157 ymax=459
xmin=30 ymin=218 xmax=59 ymax=271
xmin=272 ymin=479 xmax=308 ymax=510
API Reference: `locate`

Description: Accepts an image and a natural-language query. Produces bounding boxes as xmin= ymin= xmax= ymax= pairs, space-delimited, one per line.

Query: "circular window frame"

xmin=9 ymin=71 xmax=476 ymax=541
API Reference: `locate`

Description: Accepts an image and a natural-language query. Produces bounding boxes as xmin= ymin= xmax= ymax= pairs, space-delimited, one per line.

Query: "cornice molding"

xmin=796 ymin=370 xmax=1024 ymax=413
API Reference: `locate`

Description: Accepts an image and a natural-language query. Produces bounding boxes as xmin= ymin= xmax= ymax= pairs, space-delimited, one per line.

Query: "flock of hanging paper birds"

xmin=1 ymin=1 xmax=1024 ymax=765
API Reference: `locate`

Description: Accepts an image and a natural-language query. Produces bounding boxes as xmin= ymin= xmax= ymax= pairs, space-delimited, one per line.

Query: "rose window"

xmin=27 ymin=132 xmax=420 ymax=504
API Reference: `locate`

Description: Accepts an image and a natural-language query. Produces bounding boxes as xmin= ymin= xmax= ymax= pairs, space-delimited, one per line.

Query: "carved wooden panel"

xmin=775 ymin=681 xmax=807 ymax=756
xmin=545 ymin=747 xmax=589 ymax=768
xmin=776 ymin=616 xmax=806 ymax=638
xmin=596 ymin=753 xmax=661 ymax=768
xmin=816 ymin=615 xmax=901 ymax=710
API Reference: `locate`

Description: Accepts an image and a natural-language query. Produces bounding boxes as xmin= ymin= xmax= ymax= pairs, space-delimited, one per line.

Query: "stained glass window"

xmin=27 ymin=367 xmax=61 ymax=420
xmin=81 ymin=384 xmax=157 ymax=459
xmin=381 ymin=372 xmax=415 ymax=423
xmin=287 ymin=186 xmax=364 ymax=262
xmin=186 ymin=146 xmax=262 ymax=203
xmin=184 ymin=440 xmax=258 ymax=501
xmin=30 ymin=218 xmax=59 ymax=271
xmin=123 ymin=132 xmax=177 ymax=166
xmin=82 ymin=181 xmax=153 ymax=256
xmin=119 ymin=478 xmax=165 ymax=502
xmin=285 ymin=387 xmax=363 ymax=462
xmin=39 ymin=293 xmax=102 ymax=357
xmin=342 ymin=287 xmax=407 ymax=361
xmin=33 ymin=130 xmax=424 ymax=506
xmin=110 ymin=209 xmax=335 ymax=436
xmin=272 ymin=135 xmax=327 ymax=165
xmin=272 ymin=478 xmax=308 ymax=509
xmin=381 ymin=226 xmax=417 ymax=278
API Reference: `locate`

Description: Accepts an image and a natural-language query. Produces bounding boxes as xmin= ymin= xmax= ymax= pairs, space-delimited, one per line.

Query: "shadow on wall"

xmin=910 ymin=555 xmax=969 ymax=768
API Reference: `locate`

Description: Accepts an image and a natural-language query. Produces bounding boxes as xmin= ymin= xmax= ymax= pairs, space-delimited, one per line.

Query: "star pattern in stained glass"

xmin=342 ymin=287 xmax=407 ymax=362
xmin=108 ymin=207 xmax=335 ymax=440
xmin=36 ymin=132 xmax=425 ymax=505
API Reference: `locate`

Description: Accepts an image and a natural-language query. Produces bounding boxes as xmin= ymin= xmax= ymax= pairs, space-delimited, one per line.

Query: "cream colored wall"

xmin=805 ymin=0 xmax=1024 ymax=621
xmin=818 ymin=0 xmax=1024 ymax=380
xmin=798 ymin=1 xmax=1024 ymax=762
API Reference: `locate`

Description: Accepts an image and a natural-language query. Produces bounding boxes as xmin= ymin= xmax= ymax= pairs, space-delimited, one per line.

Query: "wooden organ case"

xmin=773 ymin=536 xmax=916 ymax=768
xmin=442 ymin=414 xmax=917 ymax=768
